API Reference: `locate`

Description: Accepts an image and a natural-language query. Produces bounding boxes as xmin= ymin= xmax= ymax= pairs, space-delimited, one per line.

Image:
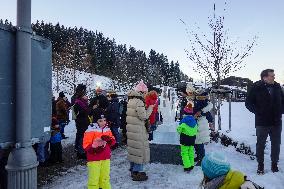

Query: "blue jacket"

xmin=50 ymin=132 xmax=62 ymax=144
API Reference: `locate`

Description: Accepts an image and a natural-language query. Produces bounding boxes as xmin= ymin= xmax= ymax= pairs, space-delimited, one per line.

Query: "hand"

xmin=149 ymin=105 xmax=155 ymax=109
xmin=92 ymin=138 xmax=106 ymax=148
xmin=209 ymin=123 xmax=214 ymax=131
xmin=101 ymin=135 xmax=112 ymax=143
xmin=194 ymin=111 xmax=201 ymax=119
xmin=92 ymin=104 xmax=98 ymax=109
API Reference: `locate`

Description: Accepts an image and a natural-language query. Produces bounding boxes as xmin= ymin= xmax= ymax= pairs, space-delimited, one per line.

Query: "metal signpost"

xmin=0 ymin=1 xmax=52 ymax=188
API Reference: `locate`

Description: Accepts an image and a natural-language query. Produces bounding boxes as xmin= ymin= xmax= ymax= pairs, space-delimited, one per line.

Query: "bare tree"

xmin=182 ymin=2 xmax=257 ymax=130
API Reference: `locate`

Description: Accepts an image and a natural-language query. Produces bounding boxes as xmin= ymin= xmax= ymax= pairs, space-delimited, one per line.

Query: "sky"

xmin=1 ymin=0 xmax=284 ymax=83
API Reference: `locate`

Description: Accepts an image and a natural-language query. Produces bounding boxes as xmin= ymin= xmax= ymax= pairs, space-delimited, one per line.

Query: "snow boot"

xmin=257 ymin=163 xmax=264 ymax=175
xmin=131 ymin=171 xmax=146 ymax=177
xmin=184 ymin=166 xmax=194 ymax=173
xmin=131 ymin=172 xmax=148 ymax=181
xmin=271 ymin=162 xmax=279 ymax=173
xmin=195 ymin=160 xmax=201 ymax=166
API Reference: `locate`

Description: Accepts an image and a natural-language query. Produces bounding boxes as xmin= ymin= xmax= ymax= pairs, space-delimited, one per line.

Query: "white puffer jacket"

xmin=126 ymin=91 xmax=153 ymax=164
xmin=195 ymin=102 xmax=213 ymax=144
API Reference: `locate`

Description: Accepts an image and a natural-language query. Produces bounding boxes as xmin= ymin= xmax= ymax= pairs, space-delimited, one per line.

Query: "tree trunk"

xmin=217 ymin=74 xmax=222 ymax=130
xmin=210 ymin=93 xmax=216 ymax=131
xmin=56 ymin=67 xmax=59 ymax=93
xmin=73 ymin=67 xmax=76 ymax=93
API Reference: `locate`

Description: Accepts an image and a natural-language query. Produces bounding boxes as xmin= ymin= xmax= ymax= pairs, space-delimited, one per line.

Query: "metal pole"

xmin=217 ymin=93 xmax=222 ymax=130
xmin=6 ymin=0 xmax=38 ymax=188
xmin=228 ymin=92 xmax=232 ymax=131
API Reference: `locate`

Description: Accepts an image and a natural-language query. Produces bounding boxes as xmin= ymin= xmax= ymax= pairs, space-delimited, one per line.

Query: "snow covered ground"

xmin=43 ymin=94 xmax=284 ymax=189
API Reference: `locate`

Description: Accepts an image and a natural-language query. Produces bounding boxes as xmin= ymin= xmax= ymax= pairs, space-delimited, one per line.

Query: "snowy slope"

xmin=52 ymin=68 xmax=114 ymax=96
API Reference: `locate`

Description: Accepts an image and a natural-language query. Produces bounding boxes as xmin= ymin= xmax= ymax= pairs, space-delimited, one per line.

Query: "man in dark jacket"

xmin=245 ymin=69 xmax=284 ymax=174
xmin=89 ymin=88 xmax=109 ymax=111
xmin=106 ymin=93 xmax=121 ymax=148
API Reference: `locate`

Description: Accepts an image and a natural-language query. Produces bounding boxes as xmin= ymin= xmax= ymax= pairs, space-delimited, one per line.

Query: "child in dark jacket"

xmin=49 ymin=117 xmax=63 ymax=163
xmin=83 ymin=108 xmax=116 ymax=189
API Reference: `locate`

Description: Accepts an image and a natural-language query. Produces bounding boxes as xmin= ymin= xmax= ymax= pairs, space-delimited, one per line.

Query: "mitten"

xmin=240 ymin=181 xmax=257 ymax=189
xmin=101 ymin=135 xmax=112 ymax=144
xmin=93 ymin=145 xmax=105 ymax=153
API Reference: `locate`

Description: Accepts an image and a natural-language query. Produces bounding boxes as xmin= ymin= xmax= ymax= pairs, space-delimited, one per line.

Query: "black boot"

xmin=257 ymin=163 xmax=264 ymax=175
xmin=195 ymin=160 xmax=202 ymax=166
xmin=271 ymin=162 xmax=279 ymax=173
xmin=184 ymin=166 xmax=194 ymax=173
xmin=131 ymin=172 xmax=148 ymax=181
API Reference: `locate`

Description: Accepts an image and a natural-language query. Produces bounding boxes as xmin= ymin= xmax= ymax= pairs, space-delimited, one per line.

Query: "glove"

xmin=93 ymin=145 xmax=105 ymax=153
xmin=240 ymin=181 xmax=258 ymax=189
xmin=92 ymin=138 xmax=106 ymax=148
xmin=101 ymin=135 xmax=113 ymax=144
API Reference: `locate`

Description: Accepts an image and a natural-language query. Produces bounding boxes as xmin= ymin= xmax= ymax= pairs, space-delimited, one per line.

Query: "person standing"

xmin=145 ymin=90 xmax=158 ymax=141
xmin=105 ymin=93 xmax=121 ymax=148
xmin=126 ymin=81 xmax=154 ymax=181
xmin=73 ymin=84 xmax=90 ymax=159
xmin=245 ymin=69 xmax=284 ymax=174
xmin=56 ymin=92 xmax=68 ymax=139
xmin=179 ymin=88 xmax=188 ymax=120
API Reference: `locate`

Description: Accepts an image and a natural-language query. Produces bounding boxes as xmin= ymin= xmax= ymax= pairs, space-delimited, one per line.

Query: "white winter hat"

xmin=186 ymin=83 xmax=195 ymax=94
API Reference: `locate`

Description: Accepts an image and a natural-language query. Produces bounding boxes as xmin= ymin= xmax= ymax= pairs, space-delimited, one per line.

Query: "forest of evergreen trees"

xmin=1 ymin=19 xmax=192 ymax=91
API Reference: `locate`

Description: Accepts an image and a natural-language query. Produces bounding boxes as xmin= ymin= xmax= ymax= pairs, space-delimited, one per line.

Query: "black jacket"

xmin=90 ymin=95 xmax=109 ymax=110
xmin=105 ymin=98 xmax=121 ymax=127
xmin=245 ymin=80 xmax=284 ymax=127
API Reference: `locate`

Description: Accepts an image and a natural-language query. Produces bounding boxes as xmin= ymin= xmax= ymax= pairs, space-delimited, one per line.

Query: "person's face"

xmin=180 ymin=92 xmax=187 ymax=97
xmin=97 ymin=118 xmax=107 ymax=127
xmin=264 ymin=72 xmax=275 ymax=84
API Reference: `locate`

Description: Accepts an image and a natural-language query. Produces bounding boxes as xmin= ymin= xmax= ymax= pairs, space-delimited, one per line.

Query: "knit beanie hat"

xmin=201 ymin=152 xmax=231 ymax=179
xmin=59 ymin=91 xmax=65 ymax=98
xmin=134 ymin=80 xmax=148 ymax=93
xmin=183 ymin=101 xmax=194 ymax=114
xmin=180 ymin=87 xmax=187 ymax=95
xmin=186 ymin=83 xmax=195 ymax=95
xmin=51 ymin=117 xmax=59 ymax=127
xmin=92 ymin=108 xmax=106 ymax=123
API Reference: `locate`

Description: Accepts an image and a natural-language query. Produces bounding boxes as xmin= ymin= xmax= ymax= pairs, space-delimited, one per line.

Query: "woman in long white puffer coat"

xmin=126 ymin=81 xmax=153 ymax=181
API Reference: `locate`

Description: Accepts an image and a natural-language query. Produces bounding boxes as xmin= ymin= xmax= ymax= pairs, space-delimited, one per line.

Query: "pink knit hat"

xmin=134 ymin=80 xmax=148 ymax=93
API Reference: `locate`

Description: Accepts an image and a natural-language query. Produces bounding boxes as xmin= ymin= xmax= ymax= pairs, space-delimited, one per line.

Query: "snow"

xmin=52 ymin=68 xmax=115 ymax=96
xmin=44 ymin=87 xmax=284 ymax=189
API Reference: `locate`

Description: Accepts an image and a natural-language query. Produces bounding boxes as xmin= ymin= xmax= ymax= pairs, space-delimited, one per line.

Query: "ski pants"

xmin=181 ymin=145 xmax=194 ymax=168
xmin=87 ymin=160 xmax=111 ymax=189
